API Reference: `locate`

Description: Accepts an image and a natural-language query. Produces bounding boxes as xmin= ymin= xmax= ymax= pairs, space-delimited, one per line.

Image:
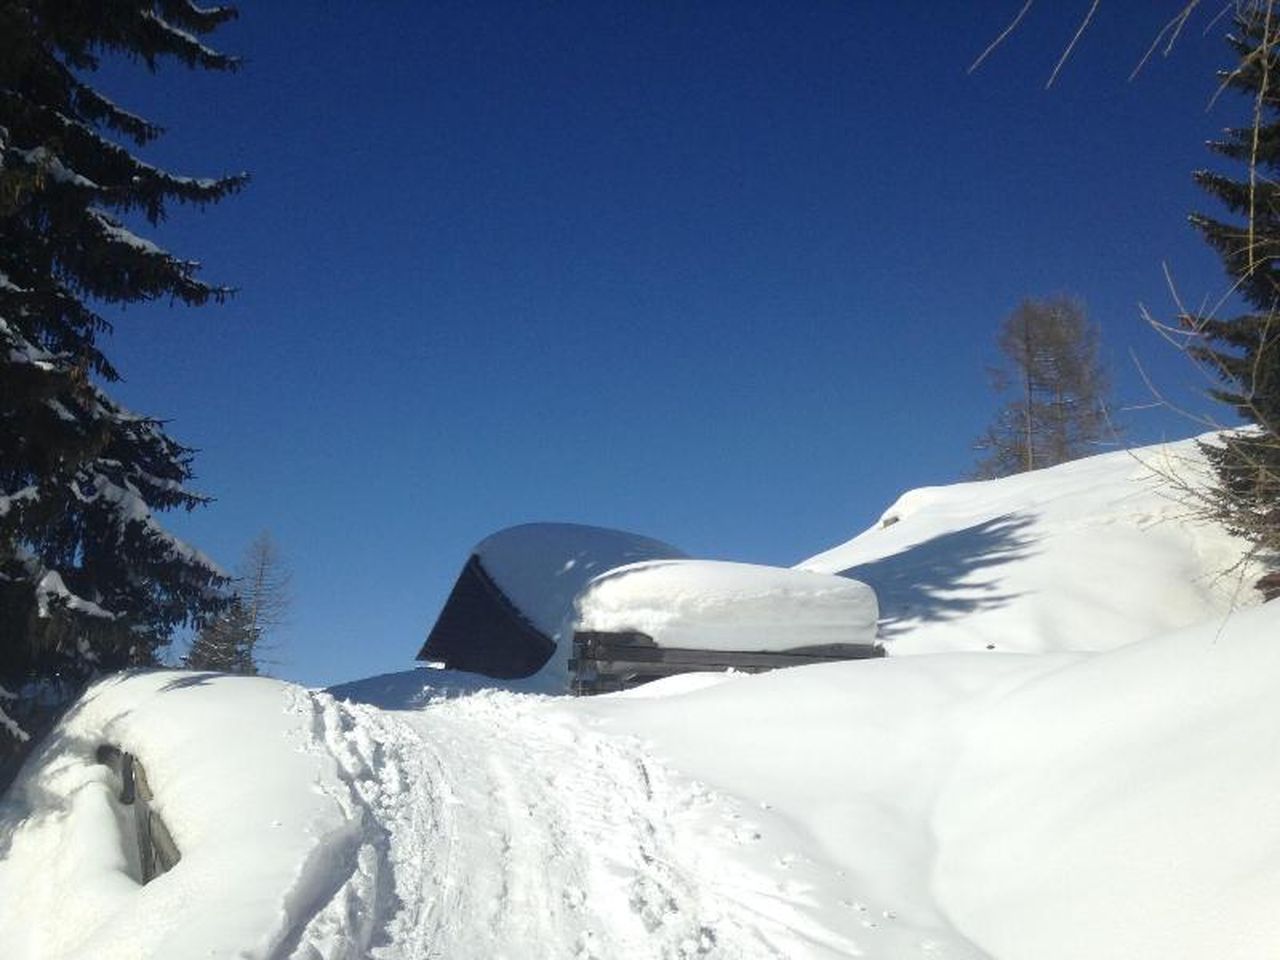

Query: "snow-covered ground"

xmin=0 ymin=434 xmax=1275 ymax=959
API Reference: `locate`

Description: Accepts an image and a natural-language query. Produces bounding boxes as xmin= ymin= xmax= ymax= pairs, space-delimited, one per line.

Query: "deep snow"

xmin=572 ymin=559 xmax=878 ymax=651
xmin=0 ymin=433 xmax=1274 ymax=960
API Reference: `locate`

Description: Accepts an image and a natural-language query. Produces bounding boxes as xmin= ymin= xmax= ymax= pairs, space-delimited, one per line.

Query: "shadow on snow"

xmin=833 ymin=512 xmax=1037 ymax=641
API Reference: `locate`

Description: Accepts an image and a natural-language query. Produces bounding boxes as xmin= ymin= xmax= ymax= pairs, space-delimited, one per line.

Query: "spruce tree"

xmin=185 ymin=597 xmax=258 ymax=675
xmin=974 ymin=296 xmax=1114 ymax=478
xmin=183 ymin=532 xmax=289 ymax=676
xmin=1184 ymin=8 xmax=1280 ymax=577
xmin=0 ymin=3 xmax=244 ymax=718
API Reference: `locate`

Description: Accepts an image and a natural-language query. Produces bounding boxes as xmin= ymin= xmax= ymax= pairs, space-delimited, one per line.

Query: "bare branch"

xmin=1047 ymin=0 xmax=1102 ymax=88
xmin=1131 ymin=1 xmax=1203 ymax=81
xmin=969 ymin=0 xmax=1036 ymax=74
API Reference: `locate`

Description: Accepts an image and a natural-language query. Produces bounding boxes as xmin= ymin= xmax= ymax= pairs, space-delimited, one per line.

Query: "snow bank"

xmin=800 ymin=436 xmax=1257 ymax=654
xmin=933 ymin=600 xmax=1280 ymax=960
xmin=573 ymin=559 xmax=878 ymax=650
xmin=0 ymin=671 xmax=366 ymax=960
xmin=578 ymin=650 xmax=1075 ymax=956
xmin=584 ymin=599 xmax=1280 ymax=960
xmin=328 ymin=664 xmax=550 ymax=708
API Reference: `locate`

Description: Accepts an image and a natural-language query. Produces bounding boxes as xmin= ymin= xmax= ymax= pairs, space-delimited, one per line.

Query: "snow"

xmin=139 ymin=10 xmax=228 ymax=62
xmin=34 ymin=570 xmax=114 ymax=620
xmin=572 ymin=559 xmax=878 ymax=650
xmin=0 ymin=433 xmax=1274 ymax=959
xmin=87 ymin=209 xmax=164 ymax=256
xmin=799 ymin=436 xmax=1255 ymax=654
xmin=328 ymin=664 xmax=551 ymax=708
xmin=73 ymin=472 xmax=222 ymax=574
xmin=0 ymin=317 xmax=58 ymax=371
xmin=0 ymin=673 xmax=353 ymax=959
xmin=13 ymin=148 xmax=99 ymax=189
xmin=0 ymin=485 xmax=39 ymax=519
xmin=931 ymin=601 xmax=1280 ymax=960
xmin=473 ymin=521 xmax=687 ymax=637
xmin=0 ymin=686 xmax=28 ymax=744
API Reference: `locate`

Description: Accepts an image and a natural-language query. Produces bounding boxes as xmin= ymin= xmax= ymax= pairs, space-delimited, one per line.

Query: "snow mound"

xmin=583 ymin=600 xmax=1280 ymax=960
xmin=0 ymin=671 xmax=370 ymax=959
xmin=573 ymin=559 xmax=878 ymax=650
xmin=932 ymin=600 xmax=1280 ymax=959
xmin=327 ymin=665 xmax=549 ymax=708
xmin=799 ymin=435 xmax=1258 ymax=654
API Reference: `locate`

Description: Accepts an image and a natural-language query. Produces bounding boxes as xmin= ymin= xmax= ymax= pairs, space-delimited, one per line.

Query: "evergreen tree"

xmin=974 ymin=296 xmax=1113 ymax=478
xmin=183 ymin=532 xmax=289 ymax=676
xmin=0 ymin=3 xmax=244 ymax=729
xmin=1183 ymin=7 xmax=1280 ymax=577
xmin=185 ymin=597 xmax=258 ymax=674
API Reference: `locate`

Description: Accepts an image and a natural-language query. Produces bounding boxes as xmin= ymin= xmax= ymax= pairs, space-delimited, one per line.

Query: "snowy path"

xmin=285 ymin=689 xmax=864 ymax=960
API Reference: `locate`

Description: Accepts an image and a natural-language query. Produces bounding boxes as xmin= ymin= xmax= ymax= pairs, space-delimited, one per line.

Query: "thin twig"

xmin=1202 ymin=1 xmax=1236 ymax=37
xmin=969 ymin=0 xmax=1036 ymax=74
xmin=1131 ymin=1 xmax=1203 ymax=80
xmin=1047 ymin=0 xmax=1102 ymax=88
xmin=1247 ymin=3 xmax=1274 ymax=274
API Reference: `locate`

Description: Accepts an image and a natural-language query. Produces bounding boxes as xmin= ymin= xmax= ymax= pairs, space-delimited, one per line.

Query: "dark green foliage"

xmin=1185 ymin=10 xmax=1280 ymax=574
xmin=0 ymin=1 xmax=243 ymax=724
xmin=974 ymin=296 xmax=1114 ymax=478
xmin=183 ymin=533 xmax=289 ymax=676
xmin=185 ymin=598 xmax=258 ymax=675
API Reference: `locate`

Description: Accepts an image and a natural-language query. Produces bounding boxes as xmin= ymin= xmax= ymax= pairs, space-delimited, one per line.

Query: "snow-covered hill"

xmin=800 ymin=437 xmax=1255 ymax=654
xmin=0 ymin=434 xmax=1276 ymax=959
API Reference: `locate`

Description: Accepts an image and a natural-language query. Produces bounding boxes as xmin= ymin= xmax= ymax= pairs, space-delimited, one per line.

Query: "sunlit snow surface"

xmin=573 ymin=559 xmax=878 ymax=651
xmin=1 ymin=434 xmax=1277 ymax=959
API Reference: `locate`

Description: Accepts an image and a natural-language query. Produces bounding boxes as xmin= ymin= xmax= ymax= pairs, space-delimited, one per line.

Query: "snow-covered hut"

xmin=572 ymin=559 xmax=880 ymax=652
xmin=569 ymin=559 xmax=882 ymax=692
xmin=417 ymin=523 xmax=688 ymax=678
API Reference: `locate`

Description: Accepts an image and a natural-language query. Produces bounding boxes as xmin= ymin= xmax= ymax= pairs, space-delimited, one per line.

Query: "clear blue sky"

xmin=91 ymin=2 xmax=1243 ymax=686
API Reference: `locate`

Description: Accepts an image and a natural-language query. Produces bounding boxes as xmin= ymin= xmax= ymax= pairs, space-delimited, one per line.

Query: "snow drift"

xmin=0 ymin=433 xmax=1273 ymax=960
xmin=800 ymin=438 xmax=1254 ymax=654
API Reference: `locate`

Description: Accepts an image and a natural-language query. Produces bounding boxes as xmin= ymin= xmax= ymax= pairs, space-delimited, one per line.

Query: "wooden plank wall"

xmin=570 ymin=631 xmax=883 ymax=695
xmin=95 ymin=745 xmax=181 ymax=883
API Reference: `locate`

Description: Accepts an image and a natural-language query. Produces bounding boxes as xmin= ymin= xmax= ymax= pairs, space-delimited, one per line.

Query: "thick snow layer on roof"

xmin=573 ymin=559 xmax=878 ymax=650
xmin=474 ymin=522 xmax=687 ymax=637
xmin=798 ymin=435 xmax=1257 ymax=655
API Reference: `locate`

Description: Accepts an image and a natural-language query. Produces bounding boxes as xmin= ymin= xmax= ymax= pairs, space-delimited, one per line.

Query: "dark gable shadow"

xmin=833 ymin=513 xmax=1037 ymax=640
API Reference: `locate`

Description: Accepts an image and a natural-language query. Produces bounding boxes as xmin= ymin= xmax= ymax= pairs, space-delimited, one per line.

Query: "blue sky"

xmin=90 ymin=2 xmax=1245 ymax=686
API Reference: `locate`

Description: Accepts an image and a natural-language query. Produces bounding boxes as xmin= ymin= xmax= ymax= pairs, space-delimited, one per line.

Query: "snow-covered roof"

xmin=573 ymin=559 xmax=878 ymax=652
xmin=417 ymin=522 xmax=686 ymax=679
xmin=474 ymin=522 xmax=688 ymax=636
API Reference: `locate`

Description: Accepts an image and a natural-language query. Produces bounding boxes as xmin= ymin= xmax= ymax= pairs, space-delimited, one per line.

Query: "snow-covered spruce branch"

xmin=0 ymin=686 xmax=29 ymax=744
